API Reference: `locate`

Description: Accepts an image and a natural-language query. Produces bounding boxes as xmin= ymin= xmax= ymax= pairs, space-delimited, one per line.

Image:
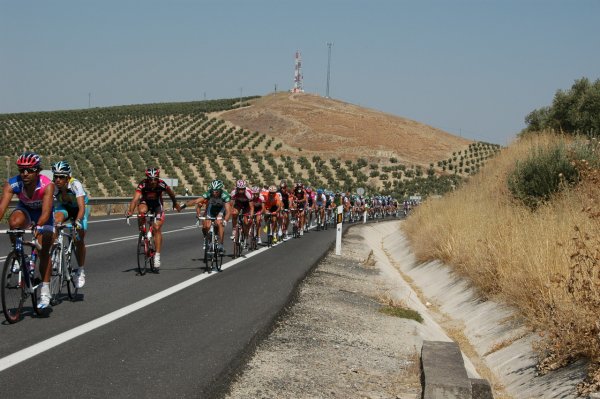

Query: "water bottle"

xmin=29 ymin=252 xmax=36 ymax=278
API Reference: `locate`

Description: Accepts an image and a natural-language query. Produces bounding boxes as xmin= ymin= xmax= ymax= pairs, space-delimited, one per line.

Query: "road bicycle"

xmin=262 ymin=212 xmax=278 ymax=247
xmin=49 ymin=222 xmax=79 ymax=304
xmin=1 ymin=229 xmax=44 ymax=323
xmin=198 ymin=216 xmax=223 ymax=272
xmin=232 ymin=213 xmax=248 ymax=259
xmin=127 ymin=213 xmax=157 ymax=275
xmin=289 ymin=209 xmax=301 ymax=239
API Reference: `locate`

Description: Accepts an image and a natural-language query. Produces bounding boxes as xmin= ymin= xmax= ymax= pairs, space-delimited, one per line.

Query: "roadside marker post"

xmin=336 ymin=205 xmax=343 ymax=255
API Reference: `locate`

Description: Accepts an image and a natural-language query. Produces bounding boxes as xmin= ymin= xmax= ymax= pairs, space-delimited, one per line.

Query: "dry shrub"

xmin=402 ymin=133 xmax=600 ymax=394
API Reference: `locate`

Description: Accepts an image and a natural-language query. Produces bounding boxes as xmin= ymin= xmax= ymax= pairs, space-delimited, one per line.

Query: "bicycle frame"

xmin=50 ymin=223 xmax=79 ymax=303
xmin=132 ymin=213 xmax=157 ymax=275
xmin=198 ymin=216 xmax=223 ymax=272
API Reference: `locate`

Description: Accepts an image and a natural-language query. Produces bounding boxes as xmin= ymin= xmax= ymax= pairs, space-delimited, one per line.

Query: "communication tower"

xmin=291 ymin=51 xmax=304 ymax=93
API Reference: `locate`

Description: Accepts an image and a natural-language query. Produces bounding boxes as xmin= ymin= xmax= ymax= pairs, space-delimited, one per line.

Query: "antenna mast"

xmin=291 ymin=50 xmax=304 ymax=93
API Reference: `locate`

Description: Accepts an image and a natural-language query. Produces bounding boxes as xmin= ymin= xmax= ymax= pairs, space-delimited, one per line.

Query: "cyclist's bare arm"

xmin=166 ymin=186 xmax=181 ymax=212
xmin=126 ymin=191 xmax=142 ymax=216
xmin=0 ymin=182 xmax=15 ymax=221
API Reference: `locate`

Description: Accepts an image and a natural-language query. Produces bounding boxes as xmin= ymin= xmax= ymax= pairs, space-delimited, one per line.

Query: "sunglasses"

xmin=19 ymin=168 xmax=39 ymax=174
xmin=53 ymin=175 xmax=69 ymax=180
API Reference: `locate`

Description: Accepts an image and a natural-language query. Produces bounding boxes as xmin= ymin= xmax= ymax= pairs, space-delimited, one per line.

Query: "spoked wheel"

xmin=137 ymin=235 xmax=148 ymax=276
xmin=213 ymin=243 xmax=223 ymax=272
xmin=148 ymin=236 xmax=156 ymax=273
xmin=232 ymin=228 xmax=241 ymax=259
xmin=1 ymin=252 xmax=26 ymax=324
xmin=65 ymin=249 xmax=78 ymax=300
xmin=203 ymin=234 xmax=212 ymax=271
xmin=49 ymin=245 xmax=64 ymax=306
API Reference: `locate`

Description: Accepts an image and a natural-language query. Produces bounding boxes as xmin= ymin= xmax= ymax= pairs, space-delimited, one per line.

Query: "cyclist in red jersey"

xmin=230 ymin=179 xmax=254 ymax=243
xmin=126 ymin=168 xmax=181 ymax=271
xmin=278 ymin=180 xmax=294 ymax=240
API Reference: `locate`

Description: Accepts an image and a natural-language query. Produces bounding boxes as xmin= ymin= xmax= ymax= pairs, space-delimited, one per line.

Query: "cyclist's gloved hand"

xmin=75 ymin=219 xmax=83 ymax=230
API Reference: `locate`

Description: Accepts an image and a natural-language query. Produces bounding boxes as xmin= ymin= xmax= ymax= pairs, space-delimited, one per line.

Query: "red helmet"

xmin=145 ymin=167 xmax=160 ymax=179
xmin=16 ymin=152 xmax=41 ymax=169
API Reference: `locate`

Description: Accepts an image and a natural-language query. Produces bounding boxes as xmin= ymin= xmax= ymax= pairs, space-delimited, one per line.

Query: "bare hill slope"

xmin=216 ymin=92 xmax=472 ymax=166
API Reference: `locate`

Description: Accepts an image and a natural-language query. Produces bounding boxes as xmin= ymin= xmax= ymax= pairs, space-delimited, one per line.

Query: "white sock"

xmin=41 ymin=283 xmax=50 ymax=295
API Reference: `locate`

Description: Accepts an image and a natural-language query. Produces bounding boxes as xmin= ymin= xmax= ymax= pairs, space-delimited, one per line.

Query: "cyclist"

xmin=125 ymin=168 xmax=181 ymax=272
xmin=305 ymin=186 xmax=316 ymax=231
xmin=0 ymin=152 xmax=55 ymax=309
xmin=52 ymin=160 xmax=90 ymax=288
xmin=230 ymin=179 xmax=254 ymax=245
xmin=250 ymin=186 xmax=265 ymax=244
xmin=293 ymin=181 xmax=308 ymax=236
xmin=278 ymin=180 xmax=293 ymax=240
xmin=314 ymin=188 xmax=327 ymax=229
xmin=182 ymin=179 xmax=231 ymax=253
xmin=263 ymin=185 xmax=283 ymax=243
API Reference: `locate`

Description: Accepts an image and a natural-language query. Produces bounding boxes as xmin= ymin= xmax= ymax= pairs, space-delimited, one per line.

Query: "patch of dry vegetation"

xmin=402 ymin=132 xmax=600 ymax=395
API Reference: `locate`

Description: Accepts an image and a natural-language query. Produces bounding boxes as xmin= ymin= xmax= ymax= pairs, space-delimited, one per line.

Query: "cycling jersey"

xmin=278 ymin=188 xmax=291 ymax=210
xmin=264 ymin=193 xmax=283 ymax=213
xmin=315 ymin=193 xmax=326 ymax=207
xmin=251 ymin=194 xmax=265 ymax=214
xmin=306 ymin=191 xmax=315 ymax=207
xmin=230 ymin=188 xmax=253 ymax=211
xmin=136 ymin=178 xmax=171 ymax=219
xmin=201 ymin=190 xmax=231 ymax=218
xmin=8 ymin=174 xmax=54 ymax=230
xmin=54 ymin=177 xmax=91 ymax=230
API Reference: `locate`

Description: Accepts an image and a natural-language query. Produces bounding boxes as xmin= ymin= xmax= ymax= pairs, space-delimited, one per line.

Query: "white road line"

xmin=89 ymin=211 xmax=196 ymax=224
xmin=0 ymin=244 xmax=270 ymax=372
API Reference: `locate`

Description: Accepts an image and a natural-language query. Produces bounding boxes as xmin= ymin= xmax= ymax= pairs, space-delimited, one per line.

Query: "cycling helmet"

xmin=295 ymin=181 xmax=303 ymax=188
xmin=305 ymin=186 xmax=313 ymax=193
xmin=236 ymin=179 xmax=247 ymax=189
xmin=16 ymin=152 xmax=41 ymax=169
xmin=210 ymin=180 xmax=224 ymax=190
xmin=251 ymin=186 xmax=260 ymax=194
xmin=52 ymin=160 xmax=71 ymax=176
xmin=317 ymin=188 xmax=324 ymax=195
xmin=145 ymin=167 xmax=160 ymax=179
xmin=279 ymin=179 xmax=287 ymax=188
xmin=268 ymin=185 xmax=278 ymax=193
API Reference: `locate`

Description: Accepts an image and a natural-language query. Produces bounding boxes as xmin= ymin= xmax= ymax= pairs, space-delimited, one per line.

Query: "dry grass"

xmin=402 ymin=132 xmax=600 ymax=394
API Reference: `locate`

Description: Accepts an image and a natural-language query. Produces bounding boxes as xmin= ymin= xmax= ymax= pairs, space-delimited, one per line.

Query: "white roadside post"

xmin=335 ymin=205 xmax=343 ymax=255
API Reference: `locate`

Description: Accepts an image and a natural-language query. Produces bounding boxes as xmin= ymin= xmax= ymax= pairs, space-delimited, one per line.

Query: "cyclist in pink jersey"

xmin=0 ymin=152 xmax=55 ymax=309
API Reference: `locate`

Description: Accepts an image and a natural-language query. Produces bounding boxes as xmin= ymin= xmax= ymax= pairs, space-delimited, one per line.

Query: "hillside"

xmin=215 ymin=92 xmax=472 ymax=167
xmin=0 ymin=95 xmax=499 ymax=198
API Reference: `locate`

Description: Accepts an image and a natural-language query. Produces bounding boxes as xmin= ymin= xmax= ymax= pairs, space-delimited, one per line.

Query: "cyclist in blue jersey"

xmin=52 ymin=161 xmax=90 ymax=288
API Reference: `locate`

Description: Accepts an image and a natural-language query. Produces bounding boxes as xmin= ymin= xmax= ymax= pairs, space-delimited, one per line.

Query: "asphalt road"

xmin=0 ymin=210 xmax=345 ymax=398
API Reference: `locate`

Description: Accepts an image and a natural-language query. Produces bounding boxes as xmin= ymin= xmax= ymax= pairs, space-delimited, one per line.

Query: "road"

xmin=0 ymin=210 xmax=342 ymax=398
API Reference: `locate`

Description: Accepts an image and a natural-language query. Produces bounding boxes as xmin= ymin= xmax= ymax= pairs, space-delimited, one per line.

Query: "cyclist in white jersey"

xmin=52 ymin=161 xmax=90 ymax=288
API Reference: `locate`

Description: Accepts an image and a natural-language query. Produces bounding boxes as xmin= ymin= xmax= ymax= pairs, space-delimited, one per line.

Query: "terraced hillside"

xmin=0 ymin=95 xmax=500 ymax=199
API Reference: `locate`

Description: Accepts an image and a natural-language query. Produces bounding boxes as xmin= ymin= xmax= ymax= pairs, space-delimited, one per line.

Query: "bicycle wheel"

xmin=65 ymin=246 xmax=78 ymax=300
xmin=148 ymin=235 xmax=156 ymax=273
xmin=233 ymin=227 xmax=242 ymax=259
xmin=213 ymin=241 xmax=223 ymax=272
xmin=1 ymin=252 xmax=26 ymax=324
xmin=49 ymin=244 xmax=64 ymax=305
xmin=137 ymin=234 xmax=147 ymax=276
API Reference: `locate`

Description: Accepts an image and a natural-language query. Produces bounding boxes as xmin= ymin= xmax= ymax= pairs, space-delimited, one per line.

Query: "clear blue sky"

xmin=1 ymin=1 xmax=599 ymax=145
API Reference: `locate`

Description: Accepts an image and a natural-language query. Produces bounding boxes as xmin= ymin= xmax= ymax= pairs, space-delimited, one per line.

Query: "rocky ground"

xmin=224 ymin=229 xmax=423 ymax=399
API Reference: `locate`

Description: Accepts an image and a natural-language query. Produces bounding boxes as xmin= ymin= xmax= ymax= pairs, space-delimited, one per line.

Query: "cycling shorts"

xmin=55 ymin=203 xmax=91 ymax=231
xmin=140 ymin=200 xmax=164 ymax=221
xmin=12 ymin=203 xmax=54 ymax=233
